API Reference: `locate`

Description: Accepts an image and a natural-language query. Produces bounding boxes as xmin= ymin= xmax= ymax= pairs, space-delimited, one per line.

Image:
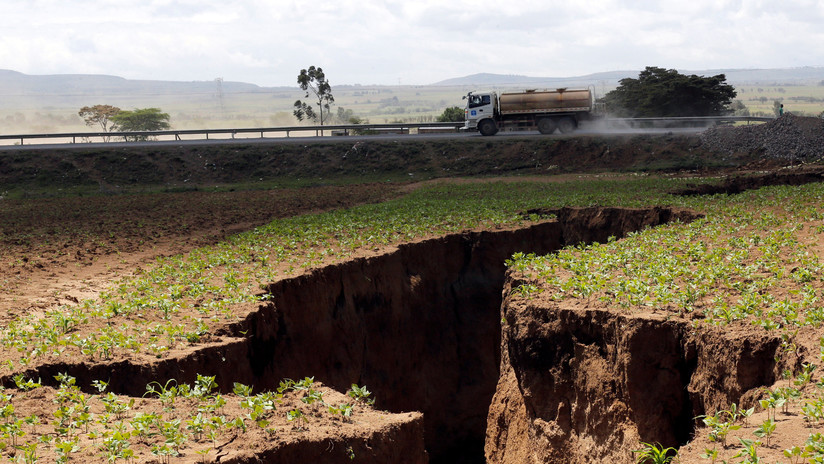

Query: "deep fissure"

xmin=253 ymin=206 xmax=702 ymax=462
xmin=5 ymin=206 xmax=721 ymax=463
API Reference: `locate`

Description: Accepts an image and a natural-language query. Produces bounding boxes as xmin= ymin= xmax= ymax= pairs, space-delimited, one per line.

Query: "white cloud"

xmin=1 ymin=0 xmax=822 ymax=86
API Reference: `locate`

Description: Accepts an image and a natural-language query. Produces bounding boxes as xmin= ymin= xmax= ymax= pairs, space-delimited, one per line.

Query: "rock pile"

xmin=700 ymin=114 xmax=824 ymax=162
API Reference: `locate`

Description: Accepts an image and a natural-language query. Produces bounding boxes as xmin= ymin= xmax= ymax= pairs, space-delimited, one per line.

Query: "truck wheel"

xmin=478 ymin=119 xmax=499 ymax=136
xmin=537 ymin=118 xmax=557 ymax=134
xmin=557 ymin=117 xmax=576 ymax=133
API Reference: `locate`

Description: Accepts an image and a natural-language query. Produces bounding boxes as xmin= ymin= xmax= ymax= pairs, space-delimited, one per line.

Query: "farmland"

xmin=1 ymin=120 xmax=824 ymax=462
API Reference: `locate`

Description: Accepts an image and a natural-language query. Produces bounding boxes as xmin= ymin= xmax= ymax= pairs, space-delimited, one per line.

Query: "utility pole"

xmin=214 ymin=77 xmax=225 ymax=114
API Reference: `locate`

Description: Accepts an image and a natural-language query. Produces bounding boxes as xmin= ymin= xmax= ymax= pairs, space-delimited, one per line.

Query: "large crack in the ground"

xmin=3 ymin=206 xmax=701 ymax=463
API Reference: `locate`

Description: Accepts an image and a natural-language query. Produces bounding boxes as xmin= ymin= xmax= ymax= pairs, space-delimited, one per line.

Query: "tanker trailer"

xmin=462 ymin=88 xmax=594 ymax=136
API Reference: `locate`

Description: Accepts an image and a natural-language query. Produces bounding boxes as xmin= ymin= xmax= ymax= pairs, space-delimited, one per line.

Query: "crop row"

xmin=0 ymin=177 xmax=699 ymax=370
xmin=509 ymin=182 xmax=824 ymax=331
xmin=0 ymin=372 xmax=376 ymax=463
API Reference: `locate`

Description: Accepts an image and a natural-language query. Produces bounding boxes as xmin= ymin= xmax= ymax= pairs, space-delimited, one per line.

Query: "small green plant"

xmin=101 ymin=429 xmax=134 ymax=463
xmin=753 ymin=418 xmax=776 ymax=446
xmin=13 ymin=375 xmax=41 ymax=392
xmin=759 ymin=389 xmax=786 ymax=422
xmin=783 ymin=445 xmax=805 ymax=464
xmin=698 ymin=408 xmax=741 ymax=448
xmin=347 ymin=384 xmax=375 ymax=405
xmin=54 ymin=437 xmax=80 ymax=464
xmin=101 ymin=392 xmax=134 ymax=420
xmin=328 ymin=403 xmax=353 ymax=418
xmin=130 ymin=412 xmax=160 ymax=443
xmin=699 ymin=447 xmax=719 ymax=463
xmin=732 ymin=437 xmax=762 ymax=464
xmin=633 ymin=442 xmax=677 ymax=464
xmin=286 ymin=408 xmax=308 ymax=429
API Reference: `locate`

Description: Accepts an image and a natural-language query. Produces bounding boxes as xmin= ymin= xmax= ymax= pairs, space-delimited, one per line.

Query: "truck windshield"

xmin=468 ymin=95 xmax=490 ymax=109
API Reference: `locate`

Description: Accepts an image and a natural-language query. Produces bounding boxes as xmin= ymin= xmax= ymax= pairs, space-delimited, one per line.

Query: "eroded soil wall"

xmin=487 ymin=285 xmax=790 ymax=464
xmin=250 ymin=207 xmax=696 ymax=463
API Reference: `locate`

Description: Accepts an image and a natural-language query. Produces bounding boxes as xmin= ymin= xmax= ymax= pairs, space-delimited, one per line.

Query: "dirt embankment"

xmin=0 ymin=134 xmax=732 ymax=195
xmin=487 ymin=297 xmax=794 ymax=464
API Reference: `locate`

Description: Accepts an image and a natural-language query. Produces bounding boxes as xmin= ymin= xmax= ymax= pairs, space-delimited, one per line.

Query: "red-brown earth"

xmin=2 ymin=123 xmax=824 ymax=463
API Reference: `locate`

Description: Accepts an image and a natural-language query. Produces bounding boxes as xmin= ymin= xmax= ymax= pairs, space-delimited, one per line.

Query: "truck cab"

xmin=463 ymin=92 xmax=499 ymax=136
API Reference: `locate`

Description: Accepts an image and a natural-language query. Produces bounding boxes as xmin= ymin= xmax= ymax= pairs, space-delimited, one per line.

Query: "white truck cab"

xmin=462 ymin=92 xmax=499 ymax=135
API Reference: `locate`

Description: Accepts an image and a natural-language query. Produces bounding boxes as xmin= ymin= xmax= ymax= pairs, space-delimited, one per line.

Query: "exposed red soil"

xmin=0 ymin=184 xmax=402 ymax=318
xmin=3 ymin=124 xmax=824 ymax=462
xmin=5 ymin=381 xmax=426 ymax=463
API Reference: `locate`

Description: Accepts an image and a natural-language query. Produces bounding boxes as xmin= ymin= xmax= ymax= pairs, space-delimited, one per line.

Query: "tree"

xmin=334 ymin=107 xmax=357 ymax=124
xmin=599 ymin=66 xmax=737 ymax=117
xmin=78 ymin=105 xmax=121 ymax=142
xmin=293 ymin=66 xmax=334 ymax=127
xmin=437 ymin=106 xmax=465 ymax=122
xmin=730 ymin=100 xmax=749 ymax=117
xmin=110 ymin=108 xmax=170 ymax=141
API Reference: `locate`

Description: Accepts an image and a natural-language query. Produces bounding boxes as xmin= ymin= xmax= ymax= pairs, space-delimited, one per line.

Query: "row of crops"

xmin=2 ymin=174 xmax=824 ymax=462
xmin=1 ymin=176 xmax=701 ymax=368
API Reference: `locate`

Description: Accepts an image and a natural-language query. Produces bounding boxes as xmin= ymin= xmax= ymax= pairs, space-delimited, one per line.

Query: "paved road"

xmin=0 ymin=124 xmax=708 ymax=151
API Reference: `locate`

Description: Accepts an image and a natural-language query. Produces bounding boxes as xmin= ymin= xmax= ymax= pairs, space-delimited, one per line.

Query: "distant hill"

xmin=2 ymin=67 xmax=823 ymax=99
xmin=433 ymin=67 xmax=824 ymax=87
xmin=0 ymin=69 xmax=284 ymax=96
xmin=432 ymin=71 xmax=633 ymax=87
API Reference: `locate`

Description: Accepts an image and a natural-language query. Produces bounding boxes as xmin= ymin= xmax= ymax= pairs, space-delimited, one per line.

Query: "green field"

xmin=736 ymin=84 xmax=824 ymax=117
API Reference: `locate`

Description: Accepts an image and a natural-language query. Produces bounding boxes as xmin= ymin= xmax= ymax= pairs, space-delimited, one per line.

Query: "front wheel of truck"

xmin=478 ymin=119 xmax=499 ymax=136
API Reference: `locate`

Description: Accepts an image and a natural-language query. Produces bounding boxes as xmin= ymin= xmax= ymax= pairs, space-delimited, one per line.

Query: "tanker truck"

xmin=462 ymin=88 xmax=595 ymax=136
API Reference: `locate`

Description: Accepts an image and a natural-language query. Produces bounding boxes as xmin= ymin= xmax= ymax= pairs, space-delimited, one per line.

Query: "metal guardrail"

xmin=0 ymin=122 xmax=465 ymax=145
xmin=607 ymin=116 xmax=773 ymax=125
xmin=0 ymin=117 xmax=773 ymax=146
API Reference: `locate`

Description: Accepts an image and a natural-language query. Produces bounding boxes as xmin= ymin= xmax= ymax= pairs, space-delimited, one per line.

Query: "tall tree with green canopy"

xmin=293 ymin=66 xmax=335 ymax=126
xmin=110 ymin=108 xmax=171 ymax=141
xmin=600 ymin=66 xmax=737 ymax=117
xmin=78 ymin=104 xmax=121 ymax=142
xmin=437 ymin=106 xmax=465 ymax=122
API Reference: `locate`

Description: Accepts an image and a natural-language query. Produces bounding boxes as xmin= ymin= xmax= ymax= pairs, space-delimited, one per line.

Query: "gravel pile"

xmin=700 ymin=114 xmax=824 ymax=162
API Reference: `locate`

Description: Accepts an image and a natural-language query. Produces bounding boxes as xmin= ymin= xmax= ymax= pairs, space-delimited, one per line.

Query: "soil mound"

xmin=700 ymin=114 xmax=824 ymax=162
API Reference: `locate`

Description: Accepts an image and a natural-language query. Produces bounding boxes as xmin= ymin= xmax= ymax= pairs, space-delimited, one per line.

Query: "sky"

xmin=3 ymin=0 xmax=824 ymax=87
